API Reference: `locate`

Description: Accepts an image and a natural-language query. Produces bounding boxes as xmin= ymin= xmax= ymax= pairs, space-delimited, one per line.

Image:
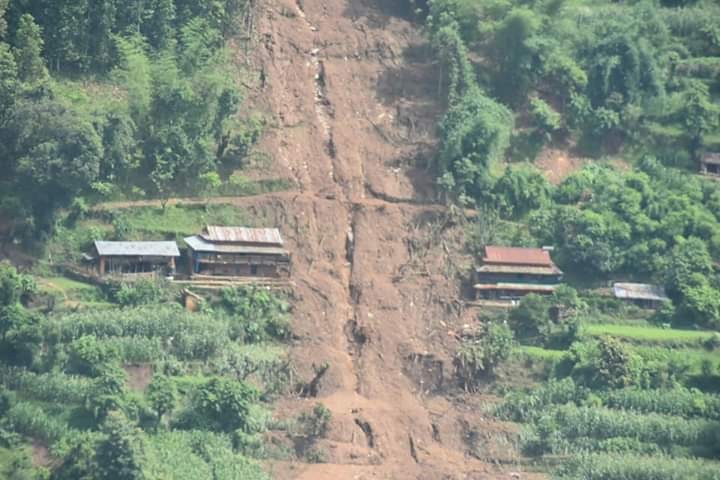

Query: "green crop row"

xmin=556 ymin=453 xmax=720 ymax=480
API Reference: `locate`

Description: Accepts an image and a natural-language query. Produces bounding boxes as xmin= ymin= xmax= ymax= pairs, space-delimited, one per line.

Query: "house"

xmin=184 ymin=226 xmax=291 ymax=278
xmin=93 ymin=241 xmax=180 ymax=278
xmin=700 ymin=152 xmax=720 ymax=176
xmin=612 ymin=282 xmax=669 ymax=309
xmin=473 ymin=246 xmax=563 ymax=301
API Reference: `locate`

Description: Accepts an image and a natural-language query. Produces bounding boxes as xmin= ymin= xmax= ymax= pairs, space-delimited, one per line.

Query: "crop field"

xmin=0 ymin=279 xmax=300 ymax=479
xmin=501 ymin=298 xmax=720 ymax=479
xmin=586 ymin=324 xmax=714 ymax=344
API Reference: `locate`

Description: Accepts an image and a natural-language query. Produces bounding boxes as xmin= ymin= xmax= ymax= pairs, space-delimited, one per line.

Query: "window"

xmin=251 ymin=265 xmax=258 ymax=276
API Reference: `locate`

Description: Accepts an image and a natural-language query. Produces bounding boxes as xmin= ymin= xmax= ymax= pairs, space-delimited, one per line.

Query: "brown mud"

xmin=240 ymin=0 xmax=542 ymax=478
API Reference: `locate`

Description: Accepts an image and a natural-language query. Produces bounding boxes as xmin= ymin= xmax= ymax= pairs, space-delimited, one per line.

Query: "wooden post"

xmin=98 ymin=256 xmax=106 ymax=275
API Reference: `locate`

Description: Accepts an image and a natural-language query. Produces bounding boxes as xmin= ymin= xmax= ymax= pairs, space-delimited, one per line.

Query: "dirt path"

xmin=242 ymin=1 xmax=536 ymax=478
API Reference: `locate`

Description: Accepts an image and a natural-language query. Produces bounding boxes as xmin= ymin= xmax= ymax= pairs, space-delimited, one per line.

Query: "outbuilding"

xmin=700 ymin=152 xmax=720 ymax=176
xmin=612 ymin=282 xmax=669 ymax=309
xmin=184 ymin=226 xmax=291 ymax=278
xmin=93 ymin=241 xmax=180 ymax=278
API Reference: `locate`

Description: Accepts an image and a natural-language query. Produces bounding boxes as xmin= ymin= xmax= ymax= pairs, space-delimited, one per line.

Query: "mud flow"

xmin=241 ymin=0 xmax=539 ymax=478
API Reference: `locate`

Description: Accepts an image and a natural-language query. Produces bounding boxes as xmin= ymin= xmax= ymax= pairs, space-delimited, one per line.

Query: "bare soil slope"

xmin=240 ymin=0 xmax=538 ymax=478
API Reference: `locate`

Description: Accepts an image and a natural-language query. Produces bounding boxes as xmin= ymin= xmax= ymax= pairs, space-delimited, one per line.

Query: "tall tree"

xmin=87 ymin=0 xmax=117 ymax=71
xmin=0 ymin=0 xmax=8 ymax=39
xmin=0 ymin=42 xmax=18 ymax=126
xmin=680 ymin=80 xmax=720 ymax=159
xmin=95 ymin=412 xmax=147 ymax=480
xmin=13 ymin=13 xmax=47 ymax=84
xmin=143 ymin=0 xmax=176 ymax=50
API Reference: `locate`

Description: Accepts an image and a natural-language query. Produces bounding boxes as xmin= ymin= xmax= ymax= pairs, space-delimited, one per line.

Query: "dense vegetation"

xmin=473 ymin=287 xmax=720 ymax=477
xmin=0 ymin=262 xmax=312 ymax=479
xmin=0 ymin=0 xmax=266 ymax=238
xmin=417 ymin=0 xmax=720 ymax=326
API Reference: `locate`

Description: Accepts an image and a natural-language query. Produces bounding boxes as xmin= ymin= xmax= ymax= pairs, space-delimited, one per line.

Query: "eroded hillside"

xmin=241 ymin=0 xmax=534 ymax=477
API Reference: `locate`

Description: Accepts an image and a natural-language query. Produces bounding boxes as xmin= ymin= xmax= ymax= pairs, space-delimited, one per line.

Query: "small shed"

xmin=93 ymin=241 xmax=180 ymax=277
xmin=700 ymin=153 xmax=720 ymax=176
xmin=612 ymin=282 xmax=669 ymax=309
xmin=184 ymin=226 xmax=291 ymax=278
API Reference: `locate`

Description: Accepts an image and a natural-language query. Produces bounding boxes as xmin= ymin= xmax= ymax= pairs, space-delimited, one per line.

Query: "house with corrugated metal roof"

xmin=92 ymin=241 xmax=180 ymax=278
xmin=612 ymin=282 xmax=669 ymax=309
xmin=184 ymin=226 xmax=291 ymax=278
xmin=473 ymin=246 xmax=563 ymax=301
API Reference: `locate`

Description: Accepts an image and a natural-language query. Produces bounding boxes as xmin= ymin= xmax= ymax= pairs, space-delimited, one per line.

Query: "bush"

xmin=67 ymin=336 xmax=120 ymax=376
xmin=455 ymin=323 xmax=514 ymax=390
xmin=558 ymin=338 xmax=643 ymax=389
xmin=219 ymin=287 xmax=290 ymax=342
xmin=530 ymin=97 xmax=562 ymax=135
xmin=179 ymin=377 xmax=262 ymax=434
xmin=114 ymin=280 xmax=166 ymax=307
xmin=85 ymin=364 xmax=127 ymax=422
xmin=296 ymin=404 xmax=332 ymax=440
xmin=508 ymin=288 xmax=584 ymax=349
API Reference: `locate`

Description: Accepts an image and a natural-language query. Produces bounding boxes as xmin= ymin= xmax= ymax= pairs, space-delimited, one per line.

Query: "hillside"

xmin=1 ymin=0 xmax=720 ymax=479
xmin=246 ymin=0 xmax=521 ymax=477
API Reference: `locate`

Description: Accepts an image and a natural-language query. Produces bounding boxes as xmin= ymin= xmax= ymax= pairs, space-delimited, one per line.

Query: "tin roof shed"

xmin=702 ymin=153 xmax=720 ymax=165
xmin=612 ymin=283 xmax=669 ymax=302
xmin=94 ymin=241 xmax=180 ymax=257
xmin=184 ymin=235 xmax=289 ymax=256
xmin=200 ymin=226 xmax=284 ymax=246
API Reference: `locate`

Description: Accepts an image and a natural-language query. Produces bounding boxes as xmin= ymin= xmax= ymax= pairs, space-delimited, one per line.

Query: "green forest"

xmin=0 ymin=0 xmax=268 ymax=238
xmin=1 ymin=0 xmax=720 ymax=478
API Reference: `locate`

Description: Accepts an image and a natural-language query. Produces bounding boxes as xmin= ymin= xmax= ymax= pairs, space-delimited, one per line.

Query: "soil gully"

xmin=250 ymin=0 xmax=528 ymax=477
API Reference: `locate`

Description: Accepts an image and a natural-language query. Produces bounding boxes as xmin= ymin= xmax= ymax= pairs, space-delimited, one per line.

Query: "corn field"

xmin=0 ymin=367 xmax=92 ymax=404
xmin=556 ymin=453 xmax=720 ymax=480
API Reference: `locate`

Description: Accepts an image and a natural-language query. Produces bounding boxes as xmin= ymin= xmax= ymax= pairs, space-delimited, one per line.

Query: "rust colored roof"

xmin=483 ymin=246 xmax=554 ymax=266
xmin=201 ymin=226 xmax=284 ymax=246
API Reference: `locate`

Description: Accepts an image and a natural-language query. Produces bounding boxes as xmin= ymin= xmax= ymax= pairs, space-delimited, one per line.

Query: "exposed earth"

xmin=236 ymin=0 xmax=541 ymax=478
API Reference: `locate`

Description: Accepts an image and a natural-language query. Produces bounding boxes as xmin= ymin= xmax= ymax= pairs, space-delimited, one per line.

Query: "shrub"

xmin=180 ymin=377 xmax=261 ymax=433
xmin=85 ymin=364 xmax=128 ymax=422
xmin=530 ymin=97 xmax=562 ymax=135
xmin=146 ymin=374 xmax=176 ymax=424
xmin=296 ymin=404 xmax=332 ymax=440
xmin=5 ymin=402 xmax=71 ymax=444
xmin=558 ymin=338 xmax=643 ymax=389
xmin=508 ymin=288 xmax=585 ymax=349
xmin=114 ymin=280 xmax=166 ymax=307
xmin=455 ymin=323 xmax=514 ymax=390
xmin=67 ymin=335 xmax=120 ymax=376
xmin=219 ymin=287 xmax=290 ymax=342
